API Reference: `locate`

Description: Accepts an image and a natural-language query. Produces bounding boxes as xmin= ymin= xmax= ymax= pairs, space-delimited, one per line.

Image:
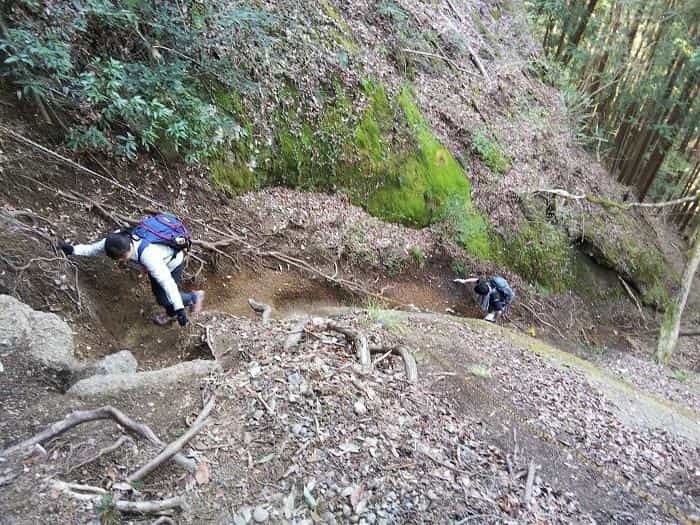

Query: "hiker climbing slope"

xmin=58 ymin=213 xmax=204 ymax=327
xmin=454 ymin=275 xmax=515 ymax=322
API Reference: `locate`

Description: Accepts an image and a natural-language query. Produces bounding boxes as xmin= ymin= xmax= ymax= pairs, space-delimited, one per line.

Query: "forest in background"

xmin=527 ymin=0 xmax=699 ymax=232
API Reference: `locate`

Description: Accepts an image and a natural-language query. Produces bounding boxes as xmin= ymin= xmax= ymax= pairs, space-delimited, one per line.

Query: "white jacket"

xmin=73 ymin=238 xmax=186 ymax=311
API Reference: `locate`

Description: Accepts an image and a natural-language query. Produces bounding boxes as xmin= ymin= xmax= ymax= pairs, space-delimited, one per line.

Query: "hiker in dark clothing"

xmin=58 ymin=214 xmax=204 ymax=327
xmin=454 ymin=276 xmax=515 ymax=322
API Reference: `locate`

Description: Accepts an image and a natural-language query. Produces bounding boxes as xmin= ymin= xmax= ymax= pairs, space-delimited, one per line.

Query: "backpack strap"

xmin=136 ymin=238 xmax=150 ymax=263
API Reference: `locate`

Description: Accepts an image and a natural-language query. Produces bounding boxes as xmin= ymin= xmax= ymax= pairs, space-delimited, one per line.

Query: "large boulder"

xmin=67 ymin=360 xmax=220 ymax=398
xmin=0 ymin=295 xmax=79 ymax=373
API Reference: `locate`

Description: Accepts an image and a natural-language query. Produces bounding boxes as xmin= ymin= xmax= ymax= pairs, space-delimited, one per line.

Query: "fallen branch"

xmin=1 ymin=406 xmax=195 ymax=473
xmin=444 ymin=0 xmax=490 ymax=79
xmin=519 ymin=303 xmax=566 ymax=339
xmin=534 ymin=188 xmax=699 ymax=210
xmin=617 ymin=275 xmax=644 ymax=318
xmin=680 ymin=330 xmax=700 ymax=337
xmin=400 ymin=48 xmax=479 ymax=78
xmin=128 ymin=396 xmax=216 ymax=482
xmin=50 ymin=480 xmax=185 ymax=513
xmin=248 ymin=298 xmax=272 ymax=325
xmin=523 ymin=460 xmax=536 ymax=507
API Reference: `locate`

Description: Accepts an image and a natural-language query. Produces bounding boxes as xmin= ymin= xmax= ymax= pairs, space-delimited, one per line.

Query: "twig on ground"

xmin=127 ymin=396 xmax=216 ymax=482
xmin=617 ymin=275 xmax=645 ymax=318
xmin=519 ymin=303 xmax=566 ymax=339
xmin=68 ymin=435 xmax=133 ymax=473
xmin=400 ymin=48 xmax=479 ymax=78
xmin=523 ymin=460 xmax=536 ymax=507
xmin=533 ymin=188 xmax=699 ymax=210
xmin=1 ymin=406 xmax=195 ymax=473
xmin=444 ymin=0 xmax=490 ymax=79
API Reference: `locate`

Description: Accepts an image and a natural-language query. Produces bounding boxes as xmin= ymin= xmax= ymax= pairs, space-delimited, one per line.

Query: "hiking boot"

xmin=190 ymin=290 xmax=205 ymax=314
xmin=153 ymin=312 xmax=176 ymax=326
xmin=484 ymin=312 xmax=496 ymax=322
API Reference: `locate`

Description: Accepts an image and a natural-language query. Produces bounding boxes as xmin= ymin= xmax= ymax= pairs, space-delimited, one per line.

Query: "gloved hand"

xmin=57 ymin=241 xmax=74 ymax=255
xmin=175 ymin=309 xmax=188 ymax=327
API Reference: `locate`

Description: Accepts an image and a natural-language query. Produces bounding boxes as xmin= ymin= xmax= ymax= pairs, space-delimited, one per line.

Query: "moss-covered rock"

xmin=211 ymin=79 xmax=494 ymax=258
xmin=558 ymin=207 xmax=672 ymax=308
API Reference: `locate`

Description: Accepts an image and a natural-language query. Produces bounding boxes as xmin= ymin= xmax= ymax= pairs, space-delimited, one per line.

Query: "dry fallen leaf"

xmin=195 ymin=461 xmax=211 ymax=485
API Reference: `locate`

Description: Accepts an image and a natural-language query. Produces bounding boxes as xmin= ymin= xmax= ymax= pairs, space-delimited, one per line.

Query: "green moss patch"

xmin=473 ymin=130 xmax=511 ymax=175
xmin=504 ymin=216 xmax=574 ymax=292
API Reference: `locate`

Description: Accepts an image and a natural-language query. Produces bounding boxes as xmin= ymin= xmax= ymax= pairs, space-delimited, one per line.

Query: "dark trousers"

xmin=148 ymin=263 xmax=196 ymax=316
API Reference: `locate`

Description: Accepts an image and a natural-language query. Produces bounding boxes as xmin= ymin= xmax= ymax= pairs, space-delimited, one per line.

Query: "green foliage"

xmin=468 ymin=364 xmax=492 ymax=378
xmin=0 ymin=0 xmax=270 ymax=161
xmin=505 ymin=217 xmax=574 ymax=292
xmin=472 ymin=130 xmax=511 ymax=174
xmin=671 ymin=369 xmax=691 ymax=383
xmin=450 ymin=259 xmax=468 ymax=275
xmin=97 ymin=495 xmax=119 ymax=525
xmin=409 ymin=245 xmax=425 ymax=267
xmin=439 ymin=196 xmax=494 ymax=259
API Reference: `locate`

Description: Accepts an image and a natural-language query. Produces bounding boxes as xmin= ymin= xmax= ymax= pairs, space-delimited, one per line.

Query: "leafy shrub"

xmin=0 ymin=0 xmax=269 ymax=161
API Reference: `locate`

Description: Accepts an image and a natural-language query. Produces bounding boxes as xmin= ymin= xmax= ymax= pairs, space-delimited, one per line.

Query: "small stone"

xmin=342 ymin=504 xmax=352 ymax=517
xmin=365 ymin=512 xmax=377 ymax=524
xmin=354 ymin=400 xmax=367 ymax=416
xmin=253 ymin=506 xmax=268 ymax=522
xmin=232 ymin=515 xmax=246 ymax=525
xmin=288 ymin=372 xmax=303 ymax=385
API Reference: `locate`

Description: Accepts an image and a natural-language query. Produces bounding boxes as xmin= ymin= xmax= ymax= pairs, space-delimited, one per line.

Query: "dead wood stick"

xmin=68 ymin=435 xmax=133 ymax=473
xmin=127 ymin=396 xmax=216 ymax=482
xmin=533 ymin=188 xmax=699 ymax=210
xmin=523 ymin=460 xmax=536 ymax=507
xmin=519 ymin=303 xmax=566 ymax=339
xmin=680 ymin=330 xmax=700 ymax=337
xmin=444 ymin=0 xmax=489 ymax=79
xmin=372 ymin=349 xmax=394 ymax=366
xmin=617 ymin=275 xmax=644 ymax=317
xmin=248 ymin=298 xmax=272 ymax=325
xmin=50 ymin=480 xmax=185 ymax=513
xmin=1 ymin=406 xmax=195 ymax=473
xmin=400 ymin=48 xmax=479 ymax=78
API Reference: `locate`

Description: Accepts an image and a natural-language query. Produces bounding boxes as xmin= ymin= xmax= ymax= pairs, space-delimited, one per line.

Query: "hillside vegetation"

xmin=0 ymin=0 xmax=687 ymax=304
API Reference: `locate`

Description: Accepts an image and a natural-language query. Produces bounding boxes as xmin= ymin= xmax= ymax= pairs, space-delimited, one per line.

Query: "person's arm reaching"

xmin=59 ymin=238 xmax=106 ymax=256
xmin=453 ymin=277 xmax=478 ymax=284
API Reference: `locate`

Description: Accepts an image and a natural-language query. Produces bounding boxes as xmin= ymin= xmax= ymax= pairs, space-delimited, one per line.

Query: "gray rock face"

xmin=92 ymin=350 xmax=138 ymax=375
xmin=67 ymin=360 xmax=220 ymax=398
xmin=0 ymin=294 xmax=79 ymax=373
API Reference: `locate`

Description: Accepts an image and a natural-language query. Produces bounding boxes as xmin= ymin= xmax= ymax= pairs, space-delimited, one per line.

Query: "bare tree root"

xmin=128 ymin=396 xmax=216 ymax=482
xmin=310 ymin=318 xmax=371 ymax=367
xmin=370 ymin=345 xmax=418 ymax=384
xmin=50 ymin=480 xmax=185 ymax=513
xmin=248 ymin=298 xmax=272 ymax=325
xmin=284 ymin=317 xmax=310 ymax=350
xmin=0 ymin=407 xmax=195 ymax=473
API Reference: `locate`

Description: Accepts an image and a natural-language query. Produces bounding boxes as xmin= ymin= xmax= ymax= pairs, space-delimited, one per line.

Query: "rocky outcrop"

xmin=67 ymin=360 xmax=220 ymax=398
xmin=0 ymin=294 xmax=80 ymax=373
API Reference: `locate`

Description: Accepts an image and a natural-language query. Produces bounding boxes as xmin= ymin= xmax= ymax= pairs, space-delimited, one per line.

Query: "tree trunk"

xmin=656 ymin=227 xmax=700 ymax=363
xmin=562 ymin=0 xmax=599 ymax=65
